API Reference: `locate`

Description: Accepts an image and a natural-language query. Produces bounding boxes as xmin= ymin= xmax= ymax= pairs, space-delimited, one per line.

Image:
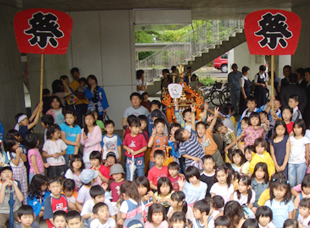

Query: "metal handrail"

xmin=137 ymin=20 xmax=244 ymax=82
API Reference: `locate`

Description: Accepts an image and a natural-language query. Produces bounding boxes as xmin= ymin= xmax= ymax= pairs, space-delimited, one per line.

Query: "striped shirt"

xmin=179 ymin=132 xmax=204 ymax=167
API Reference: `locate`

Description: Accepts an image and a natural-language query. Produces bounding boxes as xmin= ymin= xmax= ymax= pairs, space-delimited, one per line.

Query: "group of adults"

xmin=45 ymin=68 xmax=109 ymax=127
xmin=228 ymin=64 xmax=310 ymax=122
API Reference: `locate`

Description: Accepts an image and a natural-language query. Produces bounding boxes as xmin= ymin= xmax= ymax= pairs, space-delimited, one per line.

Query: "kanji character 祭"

xmin=255 ymin=12 xmax=292 ymax=50
xmin=24 ymin=12 xmax=64 ymax=49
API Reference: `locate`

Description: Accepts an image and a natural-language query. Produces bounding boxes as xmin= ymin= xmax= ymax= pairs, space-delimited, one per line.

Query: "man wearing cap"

xmin=228 ymin=63 xmax=242 ymax=115
xmin=122 ymin=93 xmax=149 ymax=135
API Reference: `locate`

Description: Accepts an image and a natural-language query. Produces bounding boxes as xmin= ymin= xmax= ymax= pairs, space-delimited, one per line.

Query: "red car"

xmin=213 ymin=53 xmax=228 ymax=73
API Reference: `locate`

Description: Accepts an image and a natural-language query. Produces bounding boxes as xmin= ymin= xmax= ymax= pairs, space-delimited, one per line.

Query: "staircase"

xmin=137 ymin=20 xmax=245 ymax=96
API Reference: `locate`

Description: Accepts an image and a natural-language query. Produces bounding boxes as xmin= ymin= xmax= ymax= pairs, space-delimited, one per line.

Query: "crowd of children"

xmin=2 ymin=79 xmax=310 ymax=228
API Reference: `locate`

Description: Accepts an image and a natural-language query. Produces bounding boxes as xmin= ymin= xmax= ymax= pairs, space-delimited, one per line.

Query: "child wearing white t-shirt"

xmin=288 ymin=120 xmax=310 ymax=187
xmin=210 ymin=166 xmax=234 ymax=204
xmin=42 ymin=124 xmax=67 ymax=177
xmin=298 ymin=198 xmax=310 ymax=228
xmin=233 ymin=176 xmax=255 ymax=218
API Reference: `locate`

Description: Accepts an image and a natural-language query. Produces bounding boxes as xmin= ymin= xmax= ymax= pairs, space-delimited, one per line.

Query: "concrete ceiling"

xmin=1 ymin=0 xmax=308 ymax=19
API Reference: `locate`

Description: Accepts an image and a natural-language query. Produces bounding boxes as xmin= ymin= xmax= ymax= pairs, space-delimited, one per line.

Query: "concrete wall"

xmin=0 ymin=6 xmax=25 ymax=132
xmin=67 ymin=10 xmax=136 ymax=129
xmin=292 ymin=3 xmax=310 ymax=71
xmin=231 ymin=42 xmax=264 ymax=81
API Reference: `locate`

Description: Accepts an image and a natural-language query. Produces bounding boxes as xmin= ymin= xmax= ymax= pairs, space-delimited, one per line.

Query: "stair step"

xmin=236 ymin=29 xmax=243 ymax=33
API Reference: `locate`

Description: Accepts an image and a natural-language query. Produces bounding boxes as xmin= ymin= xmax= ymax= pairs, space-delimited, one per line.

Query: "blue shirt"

xmin=183 ymin=181 xmax=207 ymax=205
xmin=179 ymin=132 xmax=204 ymax=167
xmin=265 ymin=199 xmax=294 ymax=228
xmin=60 ymin=123 xmax=82 ymax=155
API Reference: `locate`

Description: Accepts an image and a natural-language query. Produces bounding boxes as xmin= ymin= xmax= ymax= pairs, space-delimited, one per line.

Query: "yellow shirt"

xmin=249 ymin=151 xmax=275 ymax=178
xmin=231 ymin=116 xmax=236 ymax=127
xmin=257 ymin=189 xmax=270 ymax=206
xmin=70 ymin=80 xmax=89 ymax=105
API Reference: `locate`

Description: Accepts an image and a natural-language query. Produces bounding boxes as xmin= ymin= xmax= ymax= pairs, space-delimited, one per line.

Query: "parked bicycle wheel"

xmin=220 ymin=90 xmax=231 ymax=105
xmin=211 ymin=90 xmax=222 ymax=106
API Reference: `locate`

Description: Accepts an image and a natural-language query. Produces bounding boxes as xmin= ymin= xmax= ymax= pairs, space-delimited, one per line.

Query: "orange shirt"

xmin=150 ymin=134 xmax=168 ymax=162
xmin=198 ymin=128 xmax=218 ymax=155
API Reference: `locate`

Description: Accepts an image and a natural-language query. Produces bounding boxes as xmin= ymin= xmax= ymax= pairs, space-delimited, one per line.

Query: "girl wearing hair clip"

xmin=264 ymin=178 xmax=295 ymax=228
xmin=168 ymin=191 xmax=195 ymax=222
xmin=14 ymin=102 xmax=43 ymax=141
xmin=210 ymin=166 xmax=234 ymax=204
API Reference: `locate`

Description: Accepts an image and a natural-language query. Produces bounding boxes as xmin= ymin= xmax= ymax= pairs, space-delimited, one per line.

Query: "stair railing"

xmin=138 ymin=19 xmax=244 ymax=82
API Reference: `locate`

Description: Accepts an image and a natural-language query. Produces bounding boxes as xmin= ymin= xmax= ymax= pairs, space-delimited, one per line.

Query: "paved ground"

xmin=193 ymin=66 xmax=228 ymax=79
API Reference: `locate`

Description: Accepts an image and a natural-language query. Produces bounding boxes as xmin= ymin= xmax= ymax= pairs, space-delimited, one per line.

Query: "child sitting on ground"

xmin=63 ymin=179 xmax=79 ymax=212
xmin=0 ymin=166 xmax=24 ymax=228
xmin=66 ymin=211 xmax=83 ymax=228
xmin=90 ymin=151 xmax=109 ymax=185
xmin=16 ymin=205 xmax=40 ymax=228
xmin=193 ymin=199 xmax=215 ymax=228
xmin=80 ymin=185 xmax=117 ymax=227
xmin=76 ymin=169 xmax=98 ymax=212
xmin=148 ymin=150 xmax=169 ymax=190
xmin=168 ymin=162 xmax=183 ymax=192
xmin=52 ymin=211 xmax=67 ymax=228
xmin=43 ymin=177 xmax=68 ymax=228
xmin=91 ymin=202 xmax=117 ymax=228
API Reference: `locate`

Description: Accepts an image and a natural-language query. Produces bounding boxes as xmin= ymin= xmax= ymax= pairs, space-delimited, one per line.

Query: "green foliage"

xmin=199 ymin=76 xmax=215 ymax=86
xmin=135 ymin=20 xmax=236 ymax=61
xmin=138 ymin=51 xmax=155 ymax=60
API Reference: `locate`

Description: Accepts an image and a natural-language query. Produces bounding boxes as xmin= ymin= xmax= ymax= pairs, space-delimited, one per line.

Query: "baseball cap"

xmin=80 ymin=169 xmax=98 ymax=184
xmin=0 ymin=165 xmax=12 ymax=174
xmin=151 ymin=110 xmax=162 ymax=118
xmin=110 ymin=164 xmax=125 ymax=176
xmin=127 ymin=220 xmax=144 ymax=228
xmin=106 ymin=152 xmax=116 ymax=159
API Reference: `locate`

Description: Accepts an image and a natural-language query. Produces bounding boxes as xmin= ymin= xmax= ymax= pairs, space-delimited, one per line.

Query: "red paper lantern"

xmin=14 ymin=8 xmax=73 ymax=54
xmin=245 ymin=9 xmax=301 ymax=55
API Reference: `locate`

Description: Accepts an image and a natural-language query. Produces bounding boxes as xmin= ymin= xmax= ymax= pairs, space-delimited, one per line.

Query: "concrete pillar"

xmin=0 ymin=6 xmax=25 ymax=131
xmin=292 ymin=3 xmax=310 ymax=70
xmin=67 ymin=10 xmax=136 ymax=129
xmin=233 ymin=42 xmax=265 ymax=81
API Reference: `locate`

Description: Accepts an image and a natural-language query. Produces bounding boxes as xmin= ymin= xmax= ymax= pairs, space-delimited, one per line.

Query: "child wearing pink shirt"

xmin=25 ymin=133 xmax=48 ymax=183
xmin=80 ymin=111 xmax=102 ymax=168
xmin=243 ymin=112 xmax=264 ymax=147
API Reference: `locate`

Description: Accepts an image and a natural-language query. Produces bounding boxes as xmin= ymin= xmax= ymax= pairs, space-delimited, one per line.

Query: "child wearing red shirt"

xmin=109 ymin=164 xmax=125 ymax=202
xmin=147 ymin=150 xmax=169 ymax=190
xmin=89 ymin=151 xmax=109 ymax=185
xmin=123 ymin=119 xmax=147 ymax=180
xmin=43 ymin=177 xmax=68 ymax=228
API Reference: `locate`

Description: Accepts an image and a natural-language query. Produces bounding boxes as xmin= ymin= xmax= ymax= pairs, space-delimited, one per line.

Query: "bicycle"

xmin=219 ymin=83 xmax=231 ymax=105
xmin=199 ymin=81 xmax=224 ymax=106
